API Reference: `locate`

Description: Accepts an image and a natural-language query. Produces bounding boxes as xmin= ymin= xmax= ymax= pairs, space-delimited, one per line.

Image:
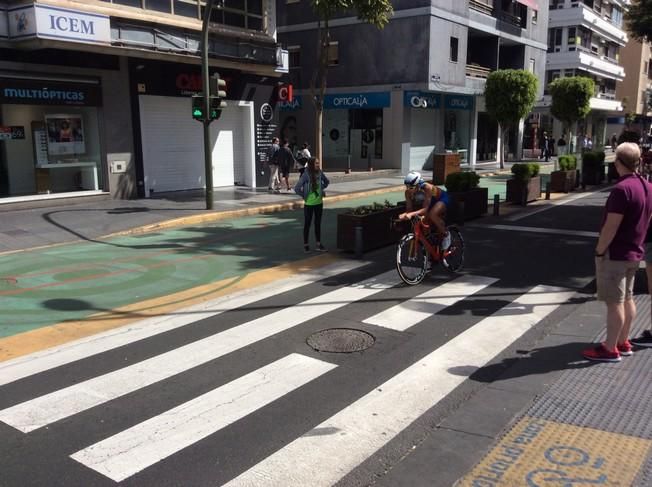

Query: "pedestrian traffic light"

xmin=191 ymin=94 xmax=205 ymax=121
xmin=191 ymin=74 xmax=227 ymax=122
xmin=209 ymin=74 xmax=227 ymax=121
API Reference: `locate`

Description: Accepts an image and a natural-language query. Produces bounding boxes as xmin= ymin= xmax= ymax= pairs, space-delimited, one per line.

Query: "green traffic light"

xmin=193 ymin=108 xmax=203 ymax=117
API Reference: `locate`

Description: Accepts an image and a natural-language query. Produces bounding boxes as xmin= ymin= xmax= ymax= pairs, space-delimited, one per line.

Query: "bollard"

xmin=354 ymin=224 xmax=364 ymax=259
xmin=457 ymin=201 xmax=465 ymax=226
xmin=493 ymin=194 xmax=500 ymax=216
xmin=545 ymin=181 xmax=551 ymax=200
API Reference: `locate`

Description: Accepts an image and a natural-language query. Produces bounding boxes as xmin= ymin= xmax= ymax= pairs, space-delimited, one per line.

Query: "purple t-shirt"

xmin=603 ymin=174 xmax=652 ymax=261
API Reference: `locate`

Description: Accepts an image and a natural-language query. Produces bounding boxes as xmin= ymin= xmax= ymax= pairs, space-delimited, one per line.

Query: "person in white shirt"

xmin=297 ymin=142 xmax=311 ymax=176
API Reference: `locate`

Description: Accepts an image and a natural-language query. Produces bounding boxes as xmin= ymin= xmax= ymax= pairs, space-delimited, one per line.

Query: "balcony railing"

xmin=469 ymin=0 xmax=494 ymax=16
xmin=497 ymin=10 xmax=522 ymax=27
xmin=466 ymin=64 xmax=492 ymax=79
xmin=596 ymin=91 xmax=616 ymax=100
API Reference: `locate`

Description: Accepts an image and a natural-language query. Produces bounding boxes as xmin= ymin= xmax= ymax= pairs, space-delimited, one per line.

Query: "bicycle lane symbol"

xmin=526 ymin=446 xmax=608 ymax=486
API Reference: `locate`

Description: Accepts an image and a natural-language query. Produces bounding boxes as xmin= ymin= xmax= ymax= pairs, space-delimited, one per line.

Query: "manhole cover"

xmin=306 ymin=328 xmax=375 ymax=353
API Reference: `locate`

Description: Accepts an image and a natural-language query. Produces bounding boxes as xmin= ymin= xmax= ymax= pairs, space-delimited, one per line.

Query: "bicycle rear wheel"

xmin=441 ymin=226 xmax=464 ymax=273
xmin=396 ymin=233 xmax=429 ymax=285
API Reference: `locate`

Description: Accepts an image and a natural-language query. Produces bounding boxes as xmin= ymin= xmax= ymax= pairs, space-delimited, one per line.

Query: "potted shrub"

xmin=506 ymin=163 xmax=541 ymax=205
xmin=549 ymin=155 xmax=577 ymax=193
xmin=445 ymin=171 xmax=488 ymax=222
xmin=337 ymin=200 xmax=406 ymax=252
xmin=582 ymin=151 xmax=606 ymax=186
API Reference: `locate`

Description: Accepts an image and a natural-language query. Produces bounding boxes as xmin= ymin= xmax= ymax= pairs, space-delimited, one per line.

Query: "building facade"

xmin=535 ymin=0 xmax=628 ymax=150
xmin=276 ymin=0 xmax=548 ymax=173
xmin=613 ymin=37 xmax=652 ymax=138
xmin=0 ymin=0 xmax=286 ymax=203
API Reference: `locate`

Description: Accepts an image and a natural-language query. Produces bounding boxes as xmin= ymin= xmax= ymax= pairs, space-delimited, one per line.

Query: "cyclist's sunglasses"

xmin=405 ymin=183 xmax=418 ymax=189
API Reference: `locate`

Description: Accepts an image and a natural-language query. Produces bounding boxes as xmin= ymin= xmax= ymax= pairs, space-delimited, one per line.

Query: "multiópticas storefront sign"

xmin=0 ymin=78 xmax=102 ymax=106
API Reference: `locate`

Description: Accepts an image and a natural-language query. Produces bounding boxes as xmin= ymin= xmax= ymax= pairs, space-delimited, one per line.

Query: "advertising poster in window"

xmin=45 ymin=114 xmax=85 ymax=156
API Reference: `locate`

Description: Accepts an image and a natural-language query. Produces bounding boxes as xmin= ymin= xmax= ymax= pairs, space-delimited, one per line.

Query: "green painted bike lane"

xmin=0 ymin=192 xmax=405 ymax=338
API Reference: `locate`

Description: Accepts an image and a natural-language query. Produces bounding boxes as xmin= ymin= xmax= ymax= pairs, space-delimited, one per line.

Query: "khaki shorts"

xmin=595 ymin=256 xmax=639 ymax=303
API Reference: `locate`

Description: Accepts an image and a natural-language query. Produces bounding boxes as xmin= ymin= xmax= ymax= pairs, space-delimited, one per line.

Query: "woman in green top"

xmin=294 ymin=157 xmax=330 ymax=252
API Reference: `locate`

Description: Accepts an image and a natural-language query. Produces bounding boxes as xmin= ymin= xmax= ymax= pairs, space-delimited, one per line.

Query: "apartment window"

xmin=532 ymin=9 xmax=538 ymax=24
xmin=450 ymin=37 xmax=459 ymax=63
xmin=174 ymin=0 xmax=199 ymax=17
xmin=645 ymin=62 xmax=649 ymax=75
xmin=328 ymin=42 xmax=339 ymax=66
xmin=288 ymin=46 xmax=300 ymax=69
xmin=146 ymin=0 xmax=172 ymax=13
xmin=529 ymin=58 xmax=535 ymax=73
xmin=110 ymin=0 xmax=142 ymax=6
xmin=567 ymin=27 xmax=576 ymax=45
xmin=546 ymin=70 xmax=561 ymax=85
xmin=548 ymin=28 xmax=562 ymax=53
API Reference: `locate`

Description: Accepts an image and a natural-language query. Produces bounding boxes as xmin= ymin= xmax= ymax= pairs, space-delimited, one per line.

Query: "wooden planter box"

xmin=337 ymin=205 xmax=406 ymax=252
xmin=549 ymin=170 xmax=576 ymax=193
xmin=447 ymin=187 xmax=489 ymax=223
xmin=506 ymin=176 xmax=541 ymax=205
xmin=433 ymin=153 xmax=461 ymax=185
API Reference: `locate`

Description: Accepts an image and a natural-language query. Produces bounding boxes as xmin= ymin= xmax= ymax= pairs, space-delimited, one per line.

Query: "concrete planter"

xmin=506 ymin=176 xmax=541 ymax=205
xmin=447 ymin=187 xmax=489 ymax=222
xmin=549 ymin=170 xmax=576 ymax=193
xmin=337 ymin=205 xmax=406 ymax=252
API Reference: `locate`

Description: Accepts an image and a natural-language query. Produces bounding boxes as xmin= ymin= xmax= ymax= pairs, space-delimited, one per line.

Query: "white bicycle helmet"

xmin=404 ymin=170 xmax=423 ymax=188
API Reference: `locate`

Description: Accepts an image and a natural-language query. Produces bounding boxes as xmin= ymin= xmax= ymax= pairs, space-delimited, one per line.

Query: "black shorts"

xmin=280 ymin=164 xmax=290 ymax=177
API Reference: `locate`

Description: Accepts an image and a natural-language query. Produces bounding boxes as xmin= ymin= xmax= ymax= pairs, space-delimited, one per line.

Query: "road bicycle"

xmin=393 ymin=216 xmax=465 ymax=285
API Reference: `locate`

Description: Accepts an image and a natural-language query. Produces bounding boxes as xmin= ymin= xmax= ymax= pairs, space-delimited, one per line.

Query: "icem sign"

xmin=404 ymin=91 xmax=441 ymax=109
xmin=8 ymin=5 xmax=110 ymax=44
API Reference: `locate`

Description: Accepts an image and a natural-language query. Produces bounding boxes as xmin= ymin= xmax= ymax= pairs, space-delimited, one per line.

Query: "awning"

xmin=516 ymin=0 xmax=539 ymax=10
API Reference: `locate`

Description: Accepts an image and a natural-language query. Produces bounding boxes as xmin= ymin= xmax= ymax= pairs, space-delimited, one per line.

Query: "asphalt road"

xmin=0 ymin=189 xmax=607 ymax=487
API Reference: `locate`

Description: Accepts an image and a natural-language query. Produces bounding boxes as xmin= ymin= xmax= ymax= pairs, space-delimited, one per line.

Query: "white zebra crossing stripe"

xmin=70 ymin=354 xmax=336 ymax=482
xmin=224 ymin=285 xmax=575 ymax=487
xmin=0 ymin=270 xmax=398 ymax=433
xmin=363 ymin=275 xmax=498 ymax=331
xmin=0 ymin=260 xmax=367 ymax=387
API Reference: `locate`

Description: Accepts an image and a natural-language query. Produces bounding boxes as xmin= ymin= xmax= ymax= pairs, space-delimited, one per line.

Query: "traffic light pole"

xmin=201 ymin=0 xmax=216 ymax=210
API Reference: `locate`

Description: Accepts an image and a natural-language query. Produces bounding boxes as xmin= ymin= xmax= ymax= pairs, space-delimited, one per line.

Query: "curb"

xmin=104 ymin=185 xmax=407 ymax=238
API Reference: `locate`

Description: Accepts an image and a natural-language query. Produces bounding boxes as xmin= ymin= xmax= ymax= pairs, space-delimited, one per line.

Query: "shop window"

xmin=328 ymin=42 xmax=339 ymax=66
xmin=450 ymin=37 xmax=459 ymax=63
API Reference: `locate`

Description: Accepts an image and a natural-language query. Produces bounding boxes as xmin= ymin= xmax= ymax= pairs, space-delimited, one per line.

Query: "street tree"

xmin=484 ymin=69 xmax=538 ymax=169
xmin=309 ymin=0 xmax=393 ymax=165
xmin=549 ymin=76 xmax=594 ymax=153
xmin=625 ymin=0 xmax=652 ymax=41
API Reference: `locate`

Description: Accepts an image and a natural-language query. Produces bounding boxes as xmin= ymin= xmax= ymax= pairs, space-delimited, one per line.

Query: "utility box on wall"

xmin=433 ymin=153 xmax=460 ymax=185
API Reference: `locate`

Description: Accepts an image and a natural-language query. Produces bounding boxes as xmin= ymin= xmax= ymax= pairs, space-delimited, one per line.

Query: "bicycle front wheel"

xmin=441 ymin=226 xmax=464 ymax=273
xmin=396 ymin=233 xmax=429 ymax=285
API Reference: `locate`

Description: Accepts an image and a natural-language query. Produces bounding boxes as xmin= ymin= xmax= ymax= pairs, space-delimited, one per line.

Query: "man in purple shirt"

xmin=584 ymin=142 xmax=652 ymax=362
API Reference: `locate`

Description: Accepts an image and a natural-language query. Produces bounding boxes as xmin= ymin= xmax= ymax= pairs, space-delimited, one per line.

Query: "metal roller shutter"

xmin=139 ymin=95 xmax=241 ymax=194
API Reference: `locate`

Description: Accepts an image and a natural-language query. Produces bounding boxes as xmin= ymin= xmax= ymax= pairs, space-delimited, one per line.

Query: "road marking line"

xmin=70 ymin=354 xmax=336 ymax=482
xmin=224 ymin=285 xmax=576 ymax=487
xmin=476 ymin=224 xmax=598 ymax=239
xmin=363 ymin=275 xmax=498 ymax=331
xmin=0 ymin=270 xmax=398 ymax=432
xmin=506 ymin=191 xmax=597 ymax=221
xmin=0 ymin=256 xmax=358 ymax=371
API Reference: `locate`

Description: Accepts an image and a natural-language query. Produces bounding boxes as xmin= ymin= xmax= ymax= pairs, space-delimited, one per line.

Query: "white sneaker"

xmin=441 ymin=232 xmax=451 ymax=250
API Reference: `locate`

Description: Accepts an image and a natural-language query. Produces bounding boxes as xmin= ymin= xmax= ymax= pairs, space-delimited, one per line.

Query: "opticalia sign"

xmin=404 ymin=91 xmax=441 ymax=109
xmin=8 ymin=5 xmax=110 ymax=44
xmin=324 ymin=92 xmax=390 ymax=109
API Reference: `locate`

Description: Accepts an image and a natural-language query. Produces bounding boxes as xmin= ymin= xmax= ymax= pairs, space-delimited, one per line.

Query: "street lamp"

xmin=201 ymin=0 xmax=217 ymax=210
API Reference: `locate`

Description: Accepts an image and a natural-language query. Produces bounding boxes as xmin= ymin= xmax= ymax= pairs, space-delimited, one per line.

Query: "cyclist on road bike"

xmin=398 ymin=170 xmax=451 ymax=250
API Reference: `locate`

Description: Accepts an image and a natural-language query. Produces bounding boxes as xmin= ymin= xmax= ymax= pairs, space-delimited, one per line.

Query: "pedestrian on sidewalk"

xmin=539 ymin=131 xmax=550 ymax=162
xmin=267 ymin=137 xmax=281 ymax=192
xmin=557 ymin=134 xmax=567 ymax=156
xmin=294 ymin=157 xmax=329 ymax=253
xmin=584 ymin=142 xmax=652 ymax=362
xmin=278 ymin=139 xmax=296 ymax=192
xmin=631 ymin=226 xmax=652 ymax=348
xmin=296 ymin=142 xmax=311 ymax=177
